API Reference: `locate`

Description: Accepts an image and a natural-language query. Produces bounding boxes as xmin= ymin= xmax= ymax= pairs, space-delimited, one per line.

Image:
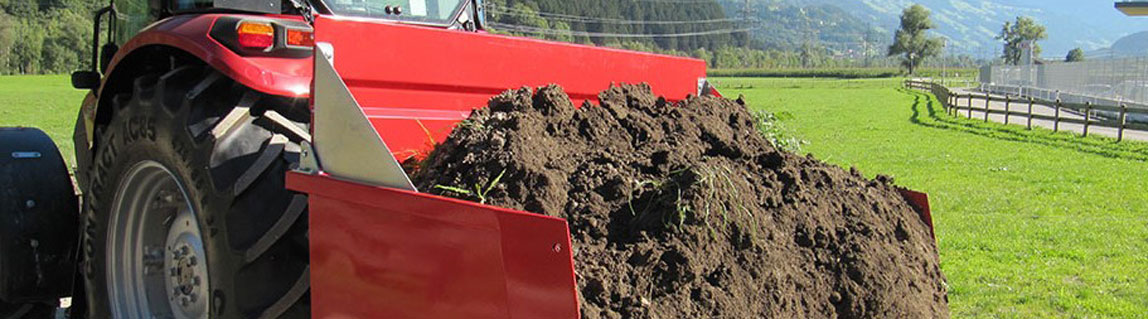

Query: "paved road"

xmin=948 ymin=88 xmax=1148 ymax=142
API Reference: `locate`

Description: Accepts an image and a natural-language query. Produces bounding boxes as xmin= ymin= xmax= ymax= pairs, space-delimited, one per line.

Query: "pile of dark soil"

xmin=410 ymin=84 xmax=949 ymax=318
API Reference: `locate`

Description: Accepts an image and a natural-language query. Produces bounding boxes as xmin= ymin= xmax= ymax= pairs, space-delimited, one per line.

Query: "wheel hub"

xmin=165 ymin=220 xmax=209 ymax=318
xmin=108 ymin=161 xmax=211 ymax=319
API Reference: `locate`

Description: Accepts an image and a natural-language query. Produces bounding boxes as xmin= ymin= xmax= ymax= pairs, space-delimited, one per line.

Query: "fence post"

xmin=1119 ymin=103 xmax=1127 ymax=142
xmin=950 ymin=95 xmax=957 ymax=116
xmin=1054 ymin=99 xmax=1061 ymax=132
xmin=1027 ymin=98 xmax=1034 ymax=130
xmin=945 ymin=94 xmax=955 ymax=116
xmin=944 ymin=94 xmax=950 ymax=113
xmin=984 ymin=93 xmax=991 ymax=122
xmin=1083 ymin=102 xmax=1091 ymax=137
xmin=1004 ymin=96 xmax=1011 ymax=125
xmin=940 ymin=90 xmax=947 ymax=113
xmin=968 ymin=94 xmax=974 ymax=118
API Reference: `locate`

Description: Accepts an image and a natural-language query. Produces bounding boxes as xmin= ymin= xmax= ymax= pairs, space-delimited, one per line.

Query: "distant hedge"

xmin=708 ymin=67 xmax=978 ymax=79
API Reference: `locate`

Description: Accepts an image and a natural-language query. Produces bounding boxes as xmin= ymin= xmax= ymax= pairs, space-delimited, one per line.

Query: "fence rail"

xmin=904 ymin=79 xmax=1148 ymax=142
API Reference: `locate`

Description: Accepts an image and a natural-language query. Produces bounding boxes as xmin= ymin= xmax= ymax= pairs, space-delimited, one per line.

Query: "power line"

xmin=485 ymin=3 xmax=746 ymax=25
xmin=628 ymin=0 xmax=719 ymax=4
xmin=488 ymin=22 xmax=755 ymax=38
xmin=489 ymin=8 xmax=747 ymax=25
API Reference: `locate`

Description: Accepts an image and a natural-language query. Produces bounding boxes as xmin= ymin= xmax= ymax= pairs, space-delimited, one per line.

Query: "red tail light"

xmin=287 ymin=28 xmax=314 ymax=47
xmin=237 ymin=21 xmax=275 ymax=49
xmin=211 ymin=17 xmax=313 ymax=57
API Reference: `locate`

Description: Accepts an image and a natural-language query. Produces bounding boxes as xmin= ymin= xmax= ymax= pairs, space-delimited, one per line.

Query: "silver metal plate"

xmin=311 ymin=43 xmax=417 ymax=191
xmin=296 ymin=141 xmax=319 ymax=174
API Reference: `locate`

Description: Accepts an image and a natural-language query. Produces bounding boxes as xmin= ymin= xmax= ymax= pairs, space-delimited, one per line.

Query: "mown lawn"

xmin=0 ymin=75 xmax=87 ymax=166
xmin=715 ymin=77 xmax=1148 ymax=318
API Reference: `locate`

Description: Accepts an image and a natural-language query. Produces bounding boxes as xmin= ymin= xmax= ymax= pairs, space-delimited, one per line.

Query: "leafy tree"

xmin=506 ymin=3 xmax=548 ymax=30
xmin=0 ymin=12 xmax=15 ymax=74
xmin=41 ymin=9 xmax=91 ymax=73
xmin=10 ymin=19 xmax=45 ymax=74
xmin=691 ymin=47 xmax=713 ymax=66
xmin=2 ymin=0 xmax=39 ymax=17
xmin=0 ymin=0 xmax=94 ymax=74
xmin=886 ymin=4 xmax=944 ymax=75
xmin=549 ymin=21 xmax=573 ymax=43
xmin=997 ymin=16 xmax=1047 ymax=65
xmin=1066 ymin=47 xmax=1085 ymax=62
xmin=799 ymin=41 xmax=823 ymax=68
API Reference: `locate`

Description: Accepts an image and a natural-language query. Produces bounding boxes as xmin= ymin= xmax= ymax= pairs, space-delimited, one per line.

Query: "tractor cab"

xmin=109 ymin=0 xmax=481 ymax=37
xmin=74 ymin=0 xmax=483 ymax=89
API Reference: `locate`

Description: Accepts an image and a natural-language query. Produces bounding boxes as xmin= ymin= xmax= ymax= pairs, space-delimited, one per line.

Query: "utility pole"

xmin=738 ymin=0 xmax=756 ymax=48
xmin=742 ymin=0 xmax=750 ymax=21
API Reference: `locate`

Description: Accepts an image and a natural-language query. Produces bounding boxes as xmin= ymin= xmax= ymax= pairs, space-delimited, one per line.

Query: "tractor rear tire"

xmin=80 ymin=66 xmax=311 ymax=318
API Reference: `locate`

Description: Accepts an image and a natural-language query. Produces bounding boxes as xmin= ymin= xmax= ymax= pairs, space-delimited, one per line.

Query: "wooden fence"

xmin=904 ymin=79 xmax=1148 ymax=142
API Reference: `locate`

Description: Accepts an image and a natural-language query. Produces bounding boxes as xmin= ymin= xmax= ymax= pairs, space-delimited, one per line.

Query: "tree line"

xmin=485 ymin=0 xmax=744 ymax=53
xmin=885 ymin=3 xmax=1087 ymax=76
xmin=487 ymin=1 xmax=979 ymax=70
xmin=0 ymin=0 xmax=996 ymax=76
xmin=0 ymin=0 xmax=97 ymax=75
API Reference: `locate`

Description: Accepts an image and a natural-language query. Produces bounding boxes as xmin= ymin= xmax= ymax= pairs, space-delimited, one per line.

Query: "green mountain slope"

xmin=715 ymin=0 xmax=888 ymax=57
xmin=485 ymin=0 xmax=743 ymax=52
xmin=793 ymin=0 xmax=1148 ymax=58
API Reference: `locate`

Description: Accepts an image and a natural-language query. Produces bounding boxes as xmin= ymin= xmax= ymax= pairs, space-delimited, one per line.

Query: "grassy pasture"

xmin=716 ymin=77 xmax=1148 ymax=318
xmin=0 ymin=75 xmax=86 ymax=165
xmin=709 ymin=67 xmax=978 ymax=80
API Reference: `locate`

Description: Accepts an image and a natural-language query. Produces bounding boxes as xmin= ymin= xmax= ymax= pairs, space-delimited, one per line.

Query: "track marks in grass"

xmin=903 ymin=88 xmax=1148 ymax=162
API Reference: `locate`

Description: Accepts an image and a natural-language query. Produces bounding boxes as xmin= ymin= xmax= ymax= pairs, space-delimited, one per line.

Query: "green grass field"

xmin=2 ymin=75 xmax=1146 ymax=317
xmin=0 ymin=75 xmax=87 ymax=165
xmin=708 ymin=67 xmax=978 ymax=80
xmin=716 ymin=77 xmax=1148 ymax=318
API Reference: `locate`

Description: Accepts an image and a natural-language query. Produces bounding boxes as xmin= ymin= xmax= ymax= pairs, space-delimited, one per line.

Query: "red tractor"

xmin=2 ymin=0 xmax=723 ymax=317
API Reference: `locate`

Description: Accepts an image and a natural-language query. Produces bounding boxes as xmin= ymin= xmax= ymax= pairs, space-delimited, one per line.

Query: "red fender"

xmin=100 ymin=14 xmax=314 ymax=98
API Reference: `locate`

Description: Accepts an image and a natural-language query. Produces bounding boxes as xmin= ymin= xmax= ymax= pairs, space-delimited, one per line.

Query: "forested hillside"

xmin=484 ymin=0 xmax=743 ymax=52
xmin=483 ymin=0 xmax=888 ymax=69
xmin=1 ymin=0 xmax=745 ymax=75
xmin=795 ymin=0 xmax=1148 ymax=57
xmin=0 ymin=0 xmax=96 ymax=75
xmin=715 ymin=0 xmax=887 ymax=55
xmin=0 ymin=0 xmax=977 ymax=75
xmin=487 ymin=0 xmax=925 ymax=69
